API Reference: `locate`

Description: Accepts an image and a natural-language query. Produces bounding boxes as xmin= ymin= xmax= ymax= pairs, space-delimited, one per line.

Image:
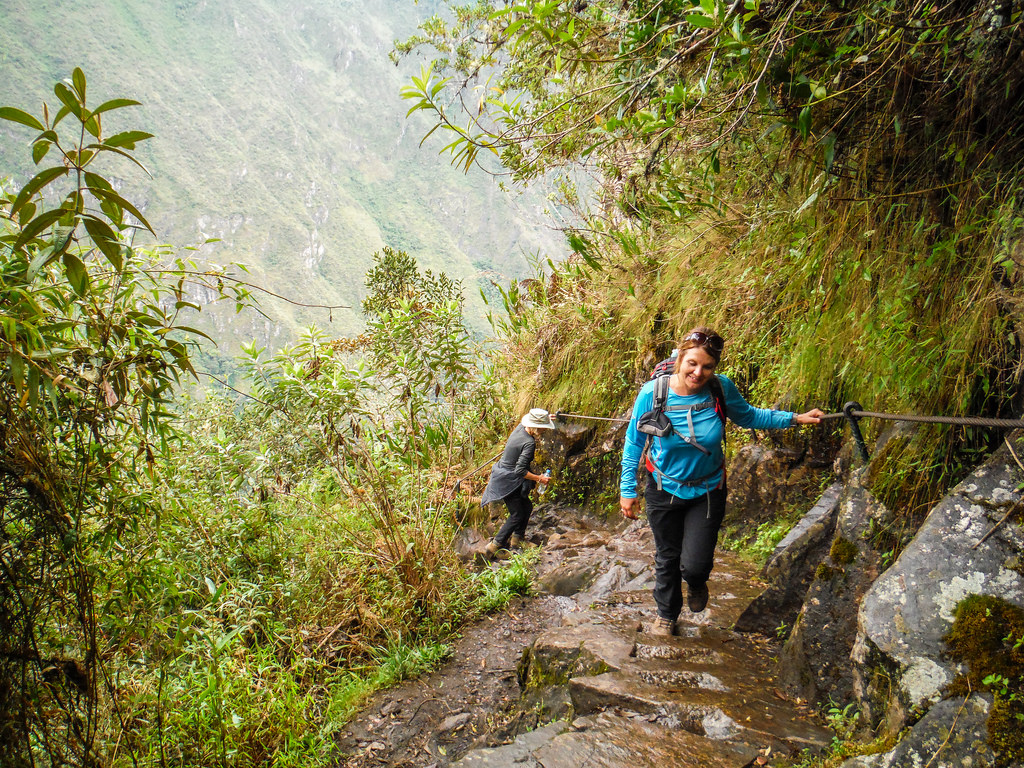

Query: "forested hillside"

xmin=0 ymin=0 xmax=562 ymax=357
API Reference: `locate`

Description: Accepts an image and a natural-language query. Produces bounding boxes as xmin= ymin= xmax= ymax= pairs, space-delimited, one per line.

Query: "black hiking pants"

xmin=645 ymin=478 xmax=727 ymax=621
xmin=495 ymin=489 xmax=533 ymax=548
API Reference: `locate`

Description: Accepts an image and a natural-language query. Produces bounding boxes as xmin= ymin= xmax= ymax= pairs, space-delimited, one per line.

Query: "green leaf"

xmin=88 ymin=185 xmax=154 ymax=234
xmin=103 ymin=130 xmax=153 ymax=149
xmin=83 ymin=171 xmax=113 ymax=193
xmin=0 ymin=107 xmax=44 ymax=131
xmin=91 ymin=98 xmax=141 ymax=117
xmin=10 ymin=166 xmax=69 ymax=217
xmin=84 ymin=115 xmax=101 ymax=139
xmin=81 ymin=214 xmax=124 ymax=270
xmin=26 ymin=247 xmax=60 ymax=282
xmin=686 ymin=13 xmax=716 ymax=27
xmin=52 ymin=104 xmax=72 ymax=127
xmin=53 ymin=82 xmax=85 ymax=122
xmin=173 ymin=325 xmax=213 ymax=341
xmin=18 ymin=201 xmax=36 ymax=226
xmin=13 ymin=208 xmax=67 ymax=250
xmin=72 ymin=68 xmax=87 ymax=102
xmin=798 ymin=105 xmax=812 ymax=139
xmin=32 ymin=140 xmax=51 ymax=164
xmin=62 ymin=252 xmax=90 ymax=296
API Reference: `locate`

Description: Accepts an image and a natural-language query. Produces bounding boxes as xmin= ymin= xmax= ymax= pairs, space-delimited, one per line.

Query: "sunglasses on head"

xmin=684 ymin=331 xmax=724 ymax=354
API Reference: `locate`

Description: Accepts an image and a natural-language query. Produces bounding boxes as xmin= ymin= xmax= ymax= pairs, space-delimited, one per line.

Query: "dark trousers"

xmin=494 ymin=490 xmax=533 ymax=547
xmin=645 ymin=478 xmax=727 ymax=621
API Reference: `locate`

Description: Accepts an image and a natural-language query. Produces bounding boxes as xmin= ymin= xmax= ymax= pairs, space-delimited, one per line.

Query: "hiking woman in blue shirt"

xmin=619 ymin=328 xmax=824 ymax=636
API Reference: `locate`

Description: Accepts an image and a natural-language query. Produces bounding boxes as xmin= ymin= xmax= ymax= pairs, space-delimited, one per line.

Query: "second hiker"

xmin=482 ymin=408 xmax=554 ymax=556
xmin=619 ymin=327 xmax=824 ymax=636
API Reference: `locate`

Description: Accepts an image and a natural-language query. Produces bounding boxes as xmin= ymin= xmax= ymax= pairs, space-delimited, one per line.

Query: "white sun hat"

xmin=521 ymin=408 xmax=555 ymax=429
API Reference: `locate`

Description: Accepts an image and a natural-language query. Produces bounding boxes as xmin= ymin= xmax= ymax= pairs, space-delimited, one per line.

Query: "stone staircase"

xmin=455 ymin=510 xmax=832 ymax=767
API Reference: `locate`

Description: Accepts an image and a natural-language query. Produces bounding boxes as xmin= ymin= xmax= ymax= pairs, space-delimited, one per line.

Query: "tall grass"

xmin=488 ymin=146 xmax=1022 ymax=518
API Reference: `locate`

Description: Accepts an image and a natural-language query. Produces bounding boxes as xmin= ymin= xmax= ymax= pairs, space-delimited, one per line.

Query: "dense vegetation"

xmin=0 ymin=71 xmax=529 ymax=767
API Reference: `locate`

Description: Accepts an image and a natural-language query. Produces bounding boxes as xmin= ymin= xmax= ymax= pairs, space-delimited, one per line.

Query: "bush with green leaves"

xmin=0 ymin=69 xmax=251 ymax=767
xmin=400 ymin=1 xmax=1024 ymax=517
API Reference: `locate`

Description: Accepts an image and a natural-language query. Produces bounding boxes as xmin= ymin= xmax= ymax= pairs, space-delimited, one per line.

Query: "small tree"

xmin=0 ymin=69 xmax=234 ymax=767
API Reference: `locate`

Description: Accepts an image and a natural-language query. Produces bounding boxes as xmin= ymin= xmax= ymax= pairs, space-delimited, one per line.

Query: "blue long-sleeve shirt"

xmin=619 ymin=374 xmax=795 ymax=500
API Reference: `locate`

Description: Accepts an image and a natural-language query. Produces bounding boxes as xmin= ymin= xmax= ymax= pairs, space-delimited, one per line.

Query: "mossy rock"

xmin=815 ymin=562 xmax=837 ymax=581
xmin=944 ymin=593 xmax=1024 ymax=766
xmin=830 ymin=535 xmax=858 ymax=566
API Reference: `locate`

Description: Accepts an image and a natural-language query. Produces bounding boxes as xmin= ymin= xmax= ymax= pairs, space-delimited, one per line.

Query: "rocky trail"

xmin=337 ymin=503 xmax=831 ymax=767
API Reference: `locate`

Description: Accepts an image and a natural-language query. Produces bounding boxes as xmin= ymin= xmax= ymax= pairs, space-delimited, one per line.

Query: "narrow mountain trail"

xmin=336 ymin=504 xmax=830 ymax=767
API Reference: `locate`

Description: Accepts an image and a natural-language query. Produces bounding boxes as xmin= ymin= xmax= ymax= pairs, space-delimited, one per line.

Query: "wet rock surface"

xmin=337 ymin=505 xmax=829 ymax=767
xmin=838 ymin=694 xmax=996 ymax=768
xmin=779 ymin=473 xmax=885 ymax=705
xmin=853 ymin=437 xmax=1024 ymax=730
xmin=735 ymin=481 xmax=842 ymax=634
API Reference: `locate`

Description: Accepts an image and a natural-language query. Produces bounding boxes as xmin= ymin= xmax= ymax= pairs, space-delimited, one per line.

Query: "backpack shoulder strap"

xmin=651 ymin=374 xmax=669 ymax=415
xmin=708 ymin=375 xmax=727 ymax=425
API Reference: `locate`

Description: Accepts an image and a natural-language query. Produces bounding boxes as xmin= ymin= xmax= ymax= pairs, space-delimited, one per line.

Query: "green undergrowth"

xmin=473 ymin=548 xmax=541 ymax=612
xmin=108 ymin=393 xmax=541 ymax=768
xmin=490 ymin=165 xmax=1023 ymax=527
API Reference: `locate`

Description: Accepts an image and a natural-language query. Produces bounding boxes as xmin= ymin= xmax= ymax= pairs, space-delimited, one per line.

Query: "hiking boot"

xmin=649 ymin=616 xmax=676 ymax=637
xmin=509 ymin=533 xmax=524 ymax=548
xmin=687 ymin=582 xmax=709 ymax=612
xmin=484 ymin=540 xmax=510 ymax=560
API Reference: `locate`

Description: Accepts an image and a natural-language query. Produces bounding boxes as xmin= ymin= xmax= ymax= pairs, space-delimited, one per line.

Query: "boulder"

xmin=852 ymin=436 xmax=1024 ymax=732
xmin=734 ymin=482 xmax=842 ymax=634
xmin=779 ymin=472 xmax=886 ymax=704
xmin=839 ymin=694 xmax=995 ymax=768
xmin=536 ymin=561 xmax=600 ymax=596
xmin=727 ymin=444 xmax=813 ymax=528
xmin=454 ymin=528 xmax=490 ymax=563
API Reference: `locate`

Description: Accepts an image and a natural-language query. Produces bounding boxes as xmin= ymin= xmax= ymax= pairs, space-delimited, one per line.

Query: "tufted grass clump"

xmin=944 ymin=594 xmax=1024 ymax=766
xmin=473 ymin=549 xmax=540 ymax=612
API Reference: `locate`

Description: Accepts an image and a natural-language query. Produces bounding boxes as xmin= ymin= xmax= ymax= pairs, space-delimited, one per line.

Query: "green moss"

xmin=830 ymin=536 xmax=858 ymax=566
xmin=943 ymin=594 xmax=1024 ymax=766
xmin=815 ymin=563 xmax=837 ymax=581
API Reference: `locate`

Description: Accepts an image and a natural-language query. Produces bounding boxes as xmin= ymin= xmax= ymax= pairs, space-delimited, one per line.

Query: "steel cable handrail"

xmin=556 ymin=409 xmax=1024 ymax=430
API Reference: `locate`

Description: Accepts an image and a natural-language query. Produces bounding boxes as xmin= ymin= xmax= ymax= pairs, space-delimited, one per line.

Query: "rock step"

xmin=454 ymin=712 xmax=757 ymax=768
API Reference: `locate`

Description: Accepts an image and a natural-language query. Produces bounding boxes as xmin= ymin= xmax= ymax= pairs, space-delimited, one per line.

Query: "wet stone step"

xmin=569 ymin=671 xmax=734 ymax=735
xmin=636 ymin=668 xmax=728 ymax=691
xmin=570 ymin=670 xmax=831 ymax=755
xmin=452 ymin=712 xmax=757 ymax=768
xmin=632 ymin=641 xmax=724 ymax=663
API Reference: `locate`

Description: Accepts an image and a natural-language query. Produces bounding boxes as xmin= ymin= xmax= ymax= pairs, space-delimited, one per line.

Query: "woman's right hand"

xmin=620 ymin=496 xmax=638 ymax=520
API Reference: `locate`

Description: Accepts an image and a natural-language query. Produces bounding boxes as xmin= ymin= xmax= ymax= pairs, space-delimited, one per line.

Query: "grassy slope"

xmin=0 ymin=0 xmax=561 ymax=351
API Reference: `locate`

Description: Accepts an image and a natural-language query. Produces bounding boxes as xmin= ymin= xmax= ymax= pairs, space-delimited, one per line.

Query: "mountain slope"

xmin=0 ymin=0 xmax=560 ymax=348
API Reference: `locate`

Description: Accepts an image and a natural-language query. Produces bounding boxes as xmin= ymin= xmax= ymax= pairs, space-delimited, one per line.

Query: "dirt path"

xmin=335 ymin=593 xmax=569 ymax=767
xmin=335 ymin=505 xmax=827 ymax=767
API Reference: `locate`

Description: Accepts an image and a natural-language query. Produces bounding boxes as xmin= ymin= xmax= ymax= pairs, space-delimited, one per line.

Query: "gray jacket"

xmin=480 ymin=425 xmax=535 ymax=506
